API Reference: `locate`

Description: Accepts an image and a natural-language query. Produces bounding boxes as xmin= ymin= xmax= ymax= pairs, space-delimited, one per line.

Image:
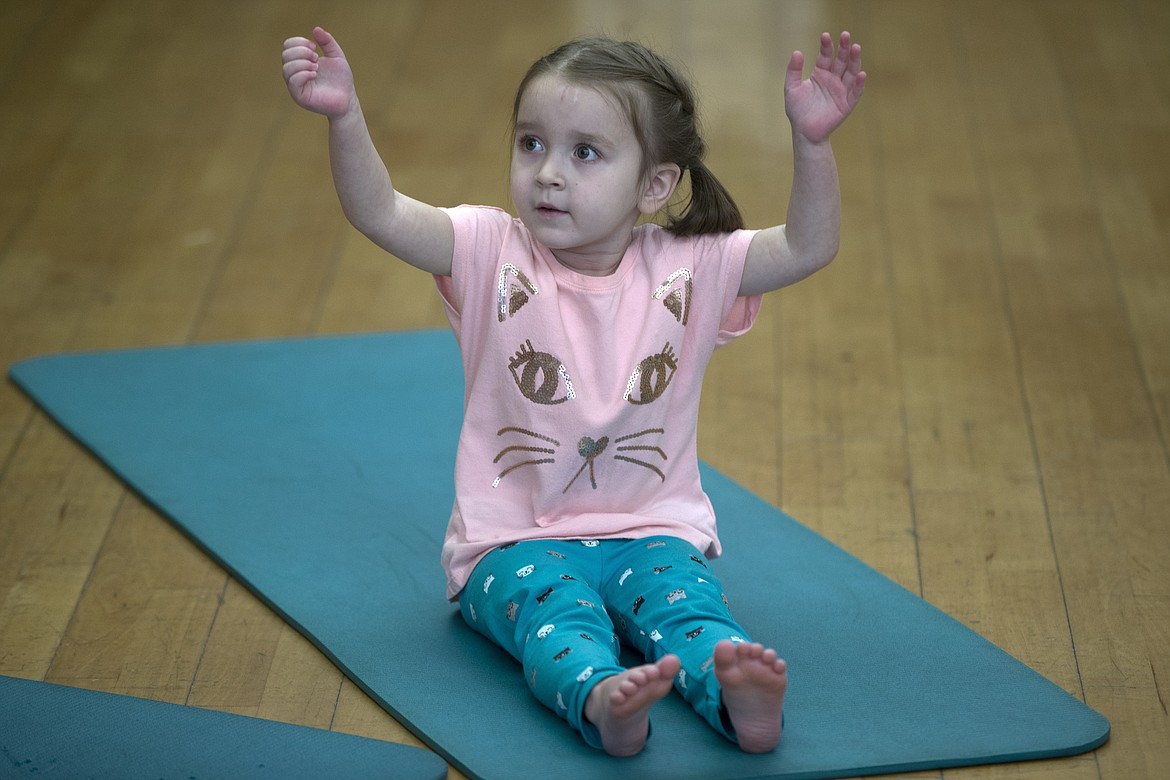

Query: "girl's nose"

xmin=536 ymin=156 xmax=564 ymax=188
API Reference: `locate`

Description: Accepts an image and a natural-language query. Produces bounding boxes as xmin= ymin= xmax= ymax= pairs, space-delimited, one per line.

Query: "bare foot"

xmin=583 ymin=655 xmax=682 ymax=757
xmin=714 ymin=640 xmax=787 ymax=753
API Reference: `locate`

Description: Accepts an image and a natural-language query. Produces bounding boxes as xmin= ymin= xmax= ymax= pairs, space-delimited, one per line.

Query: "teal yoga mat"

xmin=0 ymin=674 xmax=447 ymax=779
xmin=9 ymin=330 xmax=1109 ymax=779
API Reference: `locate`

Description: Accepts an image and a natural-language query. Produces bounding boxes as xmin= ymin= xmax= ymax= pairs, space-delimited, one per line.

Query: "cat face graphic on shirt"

xmin=490 ymin=262 xmax=693 ymax=494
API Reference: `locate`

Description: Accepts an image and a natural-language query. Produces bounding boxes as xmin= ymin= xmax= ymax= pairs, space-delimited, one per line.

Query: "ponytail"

xmin=667 ymin=162 xmax=744 ymax=236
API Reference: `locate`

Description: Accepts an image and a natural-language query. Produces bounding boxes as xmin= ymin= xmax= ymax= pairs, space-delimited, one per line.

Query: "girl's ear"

xmin=638 ymin=162 xmax=682 ymax=215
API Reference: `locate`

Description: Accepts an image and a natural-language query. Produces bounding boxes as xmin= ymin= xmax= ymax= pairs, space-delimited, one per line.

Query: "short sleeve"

xmin=717 ymin=293 xmax=762 ymax=346
xmin=691 ymin=228 xmax=762 ymax=348
xmin=434 ymin=205 xmax=513 ymax=325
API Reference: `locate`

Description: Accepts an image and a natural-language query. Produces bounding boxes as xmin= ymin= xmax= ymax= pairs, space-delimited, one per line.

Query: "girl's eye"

xmin=520 ymin=136 xmax=543 ymax=153
xmin=574 ymin=145 xmax=599 ymax=162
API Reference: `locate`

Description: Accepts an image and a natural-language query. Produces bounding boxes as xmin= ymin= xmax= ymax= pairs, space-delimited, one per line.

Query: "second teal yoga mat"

xmin=0 ymin=675 xmax=447 ymax=780
xmin=9 ymin=330 xmax=1109 ymax=779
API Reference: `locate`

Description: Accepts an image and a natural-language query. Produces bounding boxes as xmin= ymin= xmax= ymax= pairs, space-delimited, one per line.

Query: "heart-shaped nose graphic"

xmin=565 ymin=435 xmax=610 ymax=493
xmin=577 ymin=435 xmax=609 ymax=459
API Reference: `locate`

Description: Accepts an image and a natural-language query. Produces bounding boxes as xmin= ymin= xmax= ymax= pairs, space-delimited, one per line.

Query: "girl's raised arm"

xmin=282 ymin=27 xmax=453 ymax=276
xmin=740 ymin=31 xmax=865 ymax=296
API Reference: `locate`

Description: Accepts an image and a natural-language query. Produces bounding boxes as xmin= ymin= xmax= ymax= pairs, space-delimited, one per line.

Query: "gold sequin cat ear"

xmin=497 ymin=263 xmax=539 ymax=322
xmin=653 ymin=268 xmax=693 ymax=325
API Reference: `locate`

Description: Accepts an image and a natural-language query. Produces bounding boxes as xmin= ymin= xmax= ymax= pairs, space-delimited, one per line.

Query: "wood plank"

xmin=44 ymin=493 xmax=223 ymax=701
xmin=981 ymin=2 xmax=1170 ymax=777
xmin=0 ymin=2 xmax=176 ymax=683
xmin=862 ymin=8 xmax=1096 ymax=780
xmin=0 ymin=415 xmax=123 ymax=681
xmin=0 ymin=1 xmax=149 ymax=687
xmin=0 ymin=0 xmax=160 ymax=460
xmin=950 ymin=3 xmax=1170 ymax=776
xmin=332 ymin=680 xmax=467 ymax=779
xmin=186 ymin=579 xmax=309 ymax=718
xmin=1042 ymin=0 xmax=1170 ymax=455
xmin=0 ymin=1 xmax=111 ymax=250
xmin=773 ymin=4 xmax=919 ymax=594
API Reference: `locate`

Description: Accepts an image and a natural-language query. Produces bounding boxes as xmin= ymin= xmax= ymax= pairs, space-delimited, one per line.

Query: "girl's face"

xmin=510 ymin=74 xmax=675 ymax=276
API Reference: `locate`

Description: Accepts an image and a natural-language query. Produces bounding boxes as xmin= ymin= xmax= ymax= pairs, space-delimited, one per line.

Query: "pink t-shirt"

xmin=435 ymin=205 xmax=760 ymax=599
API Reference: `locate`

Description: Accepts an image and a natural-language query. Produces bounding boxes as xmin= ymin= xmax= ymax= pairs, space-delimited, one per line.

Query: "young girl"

xmin=282 ymin=27 xmax=864 ymax=757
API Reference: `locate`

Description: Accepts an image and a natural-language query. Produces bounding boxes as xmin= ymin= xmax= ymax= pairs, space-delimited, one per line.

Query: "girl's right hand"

xmin=281 ymin=27 xmax=357 ymax=118
xmin=783 ymin=31 xmax=865 ymax=145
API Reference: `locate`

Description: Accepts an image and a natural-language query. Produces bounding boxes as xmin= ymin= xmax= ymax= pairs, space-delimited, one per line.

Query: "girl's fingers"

xmin=286 ymin=70 xmax=316 ymax=94
xmin=281 ymin=45 xmax=318 ymax=66
xmin=833 ymin=32 xmax=852 ymax=76
xmin=282 ymin=59 xmax=317 ymax=82
xmin=816 ymin=31 xmax=835 ymax=70
xmin=282 ymin=36 xmax=316 ymax=50
xmin=312 ymin=27 xmax=345 ymax=59
xmin=784 ymin=49 xmax=805 ymax=93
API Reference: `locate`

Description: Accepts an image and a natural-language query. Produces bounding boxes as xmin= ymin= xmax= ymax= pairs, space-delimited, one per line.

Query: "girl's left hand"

xmin=784 ymin=31 xmax=867 ymax=144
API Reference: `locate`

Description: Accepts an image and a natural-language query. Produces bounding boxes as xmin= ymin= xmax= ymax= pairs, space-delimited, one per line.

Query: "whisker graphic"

xmin=615 ymin=444 xmax=667 ymax=460
xmin=497 ymin=427 xmax=560 ymax=445
xmin=493 ymin=427 xmax=561 ymax=487
xmin=493 ymin=459 xmax=556 ymax=488
xmin=614 ymin=456 xmax=666 ymax=482
xmin=493 ymin=445 xmax=556 ymax=464
xmin=615 ymin=428 xmax=664 ymax=442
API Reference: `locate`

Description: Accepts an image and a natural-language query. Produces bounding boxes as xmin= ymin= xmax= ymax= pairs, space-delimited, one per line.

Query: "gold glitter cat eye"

xmin=624 ymin=342 xmax=678 ymax=405
xmin=497 ymin=263 xmax=539 ymax=322
xmin=508 ymin=340 xmax=576 ymax=405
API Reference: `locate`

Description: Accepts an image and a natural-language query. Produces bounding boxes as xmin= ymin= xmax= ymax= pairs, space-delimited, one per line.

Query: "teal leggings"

xmin=458 ymin=536 xmax=751 ymax=748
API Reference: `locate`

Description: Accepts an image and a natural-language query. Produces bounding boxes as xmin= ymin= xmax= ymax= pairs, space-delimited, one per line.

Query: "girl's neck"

xmin=549 ymin=243 xmax=630 ymax=277
xmin=539 ymin=212 xmax=641 ymax=278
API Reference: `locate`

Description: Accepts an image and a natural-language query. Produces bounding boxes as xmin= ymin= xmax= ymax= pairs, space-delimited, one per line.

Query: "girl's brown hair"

xmin=513 ymin=37 xmax=744 ymax=236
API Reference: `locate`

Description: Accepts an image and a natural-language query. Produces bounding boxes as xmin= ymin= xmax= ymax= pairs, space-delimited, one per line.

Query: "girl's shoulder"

xmin=442 ymin=204 xmax=517 ymax=230
xmin=634 ymin=223 xmax=758 ymax=266
xmin=443 ymin=205 xmax=535 ymax=258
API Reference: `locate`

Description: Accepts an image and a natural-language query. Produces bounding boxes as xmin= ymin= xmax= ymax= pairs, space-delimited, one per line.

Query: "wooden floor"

xmin=2 ymin=1 xmax=1167 ymax=777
